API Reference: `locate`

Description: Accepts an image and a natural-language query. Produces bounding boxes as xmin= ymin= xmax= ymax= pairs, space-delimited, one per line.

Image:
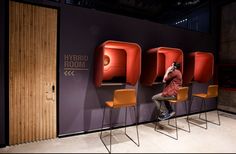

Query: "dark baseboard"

xmin=218 ymin=109 xmax=236 ymax=115
xmin=0 ymin=143 xmax=6 ymax=148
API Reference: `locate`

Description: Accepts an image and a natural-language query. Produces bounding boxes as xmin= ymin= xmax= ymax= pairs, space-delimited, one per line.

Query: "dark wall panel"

xmin=59 ymin=5 xmax=215 ymax=136
xmin=0 ymin=0 xmax=6 ymax=147
xmin=218 ymin=1 xmax=236 ymax=113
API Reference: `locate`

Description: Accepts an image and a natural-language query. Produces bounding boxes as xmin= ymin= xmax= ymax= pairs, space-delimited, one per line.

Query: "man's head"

xmin=173 ymin=62 xmax=181 ymax=70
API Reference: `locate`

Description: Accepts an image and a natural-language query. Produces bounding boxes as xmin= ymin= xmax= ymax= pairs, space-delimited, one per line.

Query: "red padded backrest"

xmin=158 ymin=47 xmax=183 ymax=74
xmin=156 ymin=53 xmax=165 ymax=77
xmin=140 ymin=47 xmax=183 ymax=86
xmin=183 ymin=53 xmax=195 ymax=85
xmin=183 ymin=52 xmax=214 ymax=84
xmin=194 ymin=52 xmax=214 ymax=83
xmin=94 ymin=40 xmax=141 ymax=87
xmin=103 ymin=48 xmax=126 ymax=80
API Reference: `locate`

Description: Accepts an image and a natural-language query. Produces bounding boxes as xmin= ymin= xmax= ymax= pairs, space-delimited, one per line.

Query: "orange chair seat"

xmin=169 ymin=99 xmax=186 ymax=103
xmin=193 ymin=85 xmax=218 ymax=99
xmin=192 ymin=93 xmax=207 ymax=98
xmin=105 ymin=101 xmax=135 ymax=108
xmin=168 ymin=87 xmax=189 ymax=103
xmin=192 ymin=93 xmax=215 ymax=99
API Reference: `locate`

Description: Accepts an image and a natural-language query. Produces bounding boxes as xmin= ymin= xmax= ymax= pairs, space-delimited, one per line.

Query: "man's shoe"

xmin=158 ymin=111 xmax=175 ymax=121
xmin=169 ymin=111 xmax=176 ymax=118
xmin=158 ymin=111 xmax=168 ymax=117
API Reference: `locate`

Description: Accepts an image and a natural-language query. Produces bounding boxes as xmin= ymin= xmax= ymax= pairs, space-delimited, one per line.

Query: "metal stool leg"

xmin=100 ymin=107 xmax=106 ymax=138
xmin=155 ymin=102 xmax=162 ymax=130
xmin=168 ymin=103 xmax=178 ymax=140
xmin=216 ymin=109 xmax=221 ymax=125
xmin=155 ymin=103 xmax=178 ymax=140
xmin=199 ymin=99 xmax=203 ymax=118
xmin=199 ymin=99 xmax=208 ymax=129
xmin=174 ymin=103 xmax=178 ymax=140
xmin=124 ymin=106 xmax=140 ymax=146
xmin=109 ymin=108 xmax=112 ymax=153
xmin=100 ymin=107 xmax=113 ymax=153
xmin=134 ymin=106 xmax=140 ymax=146
xmin=125 ymin=107 xmax=127 ymax=134
xmin=185 ymin=101 xmax=191 ymax=133
xmin=168 ymin=102 xmax=190 ymax=133
xmin=189 ymin=97 xmax=207 ymax=129
xmin=188 ymin=95 xmax=195 ymax=126
xmin=216 ymin=97 xmax=221 ymax=126
xmin=203 ymin=99 xmax=208 ymax=129
xmin=200 ymin=100 xmax=221 ymax=126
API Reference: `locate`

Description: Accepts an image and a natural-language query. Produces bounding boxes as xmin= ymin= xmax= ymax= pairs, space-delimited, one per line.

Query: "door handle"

xmin=45 ymin=83 xmax=55 ymax=102
xmin=52 ymin=85 xmax=55 ymax=93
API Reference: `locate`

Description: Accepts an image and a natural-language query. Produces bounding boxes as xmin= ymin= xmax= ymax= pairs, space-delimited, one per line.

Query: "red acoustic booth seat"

xmin=183 ymin=52 xmax=214 ymax=85
xmin=94 ymin=40 xmax=141 ymax=87
xmin=141 ymin=47 xmax=184 ymax=86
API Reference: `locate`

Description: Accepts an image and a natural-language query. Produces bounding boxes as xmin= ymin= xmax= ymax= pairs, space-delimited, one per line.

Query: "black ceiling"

xmin=68 ymin=0 xmax=210 ymax=23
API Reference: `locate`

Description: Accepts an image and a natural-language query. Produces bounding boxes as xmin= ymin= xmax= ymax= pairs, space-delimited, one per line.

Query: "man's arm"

xmin=163 ymin=66 xmax=174 ymax=83
xmin=163 ymin=70 xmax=176 ymax=83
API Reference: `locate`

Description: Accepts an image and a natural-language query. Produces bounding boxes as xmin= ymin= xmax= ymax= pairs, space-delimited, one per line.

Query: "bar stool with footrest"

xmin=189 ymin=85 xmax=220 ymax=129
xmin=100 ymin=89 xmax=140 ymax=153
xmin=155 ymin=87 xmax=190 ymax=140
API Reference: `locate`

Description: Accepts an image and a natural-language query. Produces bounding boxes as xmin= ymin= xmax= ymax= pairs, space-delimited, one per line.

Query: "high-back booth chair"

xmin=94 ymin=40 xmax=141 ymax=87
xmin=183 ymin=52 xmax=220 ymax=129
xmin=100 ymin=89 xmax=140 ymax=153
xmin=155 ymin=87 xmax=190 ymax=140
xmin=141 ymin=47 xmax=183 ymax=86
xmin=95 ymin=40 xmax=141 ymax=153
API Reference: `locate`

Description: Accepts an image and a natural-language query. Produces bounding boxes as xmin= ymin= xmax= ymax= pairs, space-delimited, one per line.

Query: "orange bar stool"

xmin=189 ymin=85 xmax=220 ymax=129
xmin=100 ymin=89 xmax=140 ymax=153
xmin=155 ymin=87 xmax=190 ymax=140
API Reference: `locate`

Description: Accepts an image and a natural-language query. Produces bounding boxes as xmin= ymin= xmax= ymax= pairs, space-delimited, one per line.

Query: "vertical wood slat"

xmin=45 ymin=10 xmax=50 ymax=140
xmin=20 ymin=3 xmax=24 ymax=143
xmin=32 ymin=4 xmax=36 ymax=142
xmin=38 ymin=7 xmax=43 ymax=141
xmin=40 ymin=8 xmax=46 ymax=140
xmin=16 ymin=2 xmax=20 ymax=144
xmin=24 ymin=4 xmax=29 ymax=143
xmin=34 ymin=5 xmax=39 ymax=140
xmin=9 ymin=2 xmax=17 ymax=145
xmin=28 ymin=4 xmax=33 ymax=142
xmin=51 ymin=10 xmax=56 ymax=139
xmin=52 ymin=11 xmax=57 ymax=139
xmin=9 ymin=1 xmax=57 ymax=145
xmin=33 ymin=4 xmax=37 ymax=142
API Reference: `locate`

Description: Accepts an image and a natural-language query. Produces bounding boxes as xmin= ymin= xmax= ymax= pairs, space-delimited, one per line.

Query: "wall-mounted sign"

xmin=64 ymin=54 xmax=89 ymax=76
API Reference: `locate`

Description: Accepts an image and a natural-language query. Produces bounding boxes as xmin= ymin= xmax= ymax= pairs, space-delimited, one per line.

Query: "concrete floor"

xmin=1 ymin=111 xmax=236 ymax=153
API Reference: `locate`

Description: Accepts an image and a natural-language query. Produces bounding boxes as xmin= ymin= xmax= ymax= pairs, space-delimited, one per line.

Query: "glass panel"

xmin=169 ymin=5 xmax=209 ymax=33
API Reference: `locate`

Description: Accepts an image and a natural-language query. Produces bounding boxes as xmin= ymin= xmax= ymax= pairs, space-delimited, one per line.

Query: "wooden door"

xmin=9 ymin=1 xmax=57 ymax=145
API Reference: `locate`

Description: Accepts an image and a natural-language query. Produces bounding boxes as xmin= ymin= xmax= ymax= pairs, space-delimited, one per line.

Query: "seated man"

xmin=152 ymin=62 xmax=182 ymax=120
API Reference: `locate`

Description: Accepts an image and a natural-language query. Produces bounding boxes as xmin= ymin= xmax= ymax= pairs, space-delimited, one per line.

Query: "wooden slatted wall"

xmin=9 ymin=1 xmax=57 ymax=145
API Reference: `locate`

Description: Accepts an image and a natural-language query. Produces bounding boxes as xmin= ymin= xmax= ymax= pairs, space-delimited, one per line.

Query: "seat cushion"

xmin=105 ymin=101 xmax=114 ymax=108
xmin=168 ymin=99 xmax=187 ymax=103
xmin=192 ymin=93 xmax=208 ymax=98
xmin=105 ymin=101 xmax=135 ymax=108
xmin=168 ymin=100 xmax=177 ymax=103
